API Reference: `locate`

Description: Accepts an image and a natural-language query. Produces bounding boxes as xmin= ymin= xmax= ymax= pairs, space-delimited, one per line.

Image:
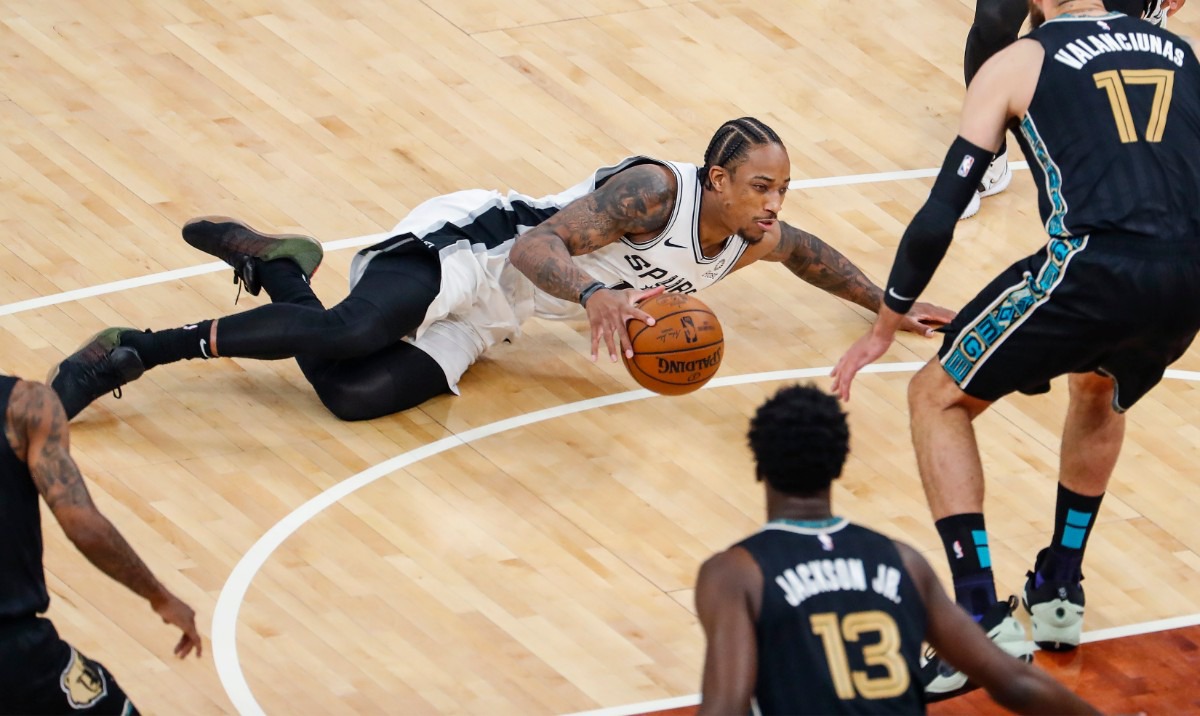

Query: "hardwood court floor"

xmin=633 ymin=625 xmax=1200 ymax=715
xmin=2 ymin=1 xmax=1199 ymax=713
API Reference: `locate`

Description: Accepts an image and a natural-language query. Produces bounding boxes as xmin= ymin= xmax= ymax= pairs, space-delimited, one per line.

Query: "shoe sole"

xmin=1023 ymin=595 xmax=1083 ymax=652
xmin=959 ymin=191 xmax=982 ymax=221
xmin=183 ymin=215 xmax=324 ymax=280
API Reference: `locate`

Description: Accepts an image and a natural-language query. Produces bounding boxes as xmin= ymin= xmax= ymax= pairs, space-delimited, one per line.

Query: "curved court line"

xmin=213 ymin=364 xmax=1200 ymax=715
xmin=211 ymin=363 xmax=925 ymax=715
xmin=0 ymin=161 xmax=1032 ymax=318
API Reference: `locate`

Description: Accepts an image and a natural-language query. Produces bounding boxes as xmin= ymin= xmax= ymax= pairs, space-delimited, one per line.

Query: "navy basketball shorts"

xmin=937 ymin=235 xmax=1200 ymax=411
xmin=0 ymin=617 xmax=136 ymax=715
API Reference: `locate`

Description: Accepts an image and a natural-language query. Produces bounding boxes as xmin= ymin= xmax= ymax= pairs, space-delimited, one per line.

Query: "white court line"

xmin=0 ymin=163 xmax=1033 ymax=317
xmin=565 ymin=609 xmax=1200 ymax=716
xmin=212 ymin=364 xmax=1200 ymax=716
xmin=8 ymin=156 xmax=1175 ymax=716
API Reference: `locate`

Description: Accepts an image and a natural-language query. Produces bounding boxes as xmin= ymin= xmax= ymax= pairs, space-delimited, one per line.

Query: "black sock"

xmin=121 ymin=320 xmax=214 ymax=370
xmin=936 ymin=513 xmax=997 ymax=620
xmin=1038 ymin=484 xmax=1104 ymax=583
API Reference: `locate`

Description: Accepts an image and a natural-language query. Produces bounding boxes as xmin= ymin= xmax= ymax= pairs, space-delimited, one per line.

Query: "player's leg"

xmin=49 ymin=220 xmax=441 ymax=418
xmin=959 ymin=0 xmax=1026 ymax=220
xmin=1 ymin=620 xmax=138 ymax=715
xmin=964 ymin=0 xmax=1028 ymax=85
xmin=288 ymin=252 xmax=453 ymax=421
xmin=1104 ymin=0 xmax=1150 ymax=18
xmin=1022 ymin=371 xmax=1121 ymax=651
xmin=908 ymin=363 xmax=996 ymax=618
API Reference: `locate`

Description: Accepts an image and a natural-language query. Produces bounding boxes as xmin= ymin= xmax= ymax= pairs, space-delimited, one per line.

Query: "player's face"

xmin=718 ymin=143 xmax=791 ymax=244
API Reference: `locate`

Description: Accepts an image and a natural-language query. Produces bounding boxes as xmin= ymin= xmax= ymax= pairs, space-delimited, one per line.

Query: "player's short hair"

xmin=700 ymin=117 xmax=784 ymax=190
xmin=747 ymin=384 xmax=849 ymax=495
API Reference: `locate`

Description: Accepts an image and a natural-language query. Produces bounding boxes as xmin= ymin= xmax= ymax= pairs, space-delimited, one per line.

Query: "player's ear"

xmin=708 ymin=165 xmax=729 ymax=192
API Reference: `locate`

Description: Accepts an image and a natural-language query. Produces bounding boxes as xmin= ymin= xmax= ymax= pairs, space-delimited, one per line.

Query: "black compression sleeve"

xmin=884 ymin=136 xmax=994 ymax=314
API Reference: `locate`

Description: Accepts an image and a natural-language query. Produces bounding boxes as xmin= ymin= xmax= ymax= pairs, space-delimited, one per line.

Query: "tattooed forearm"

xmin=772 ymin=222 xmax=883 ymax=312
xmin=510 ymin=231 xmax=608 ymax=302
xmin=510 ymin=163 xmax=675 ymax=301
xmin=67 ymin=513 xmax=167 ymax=604
xmin=17 ymin=381 xmax=167 ymax=604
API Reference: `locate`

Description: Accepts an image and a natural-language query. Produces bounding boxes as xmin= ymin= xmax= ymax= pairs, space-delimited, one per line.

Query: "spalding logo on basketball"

xmin=622 ymin=293 xmax=724 ymax=395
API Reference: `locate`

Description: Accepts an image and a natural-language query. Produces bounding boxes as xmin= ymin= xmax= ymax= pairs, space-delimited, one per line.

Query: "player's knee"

xmin=316 ymin=386 xmax=386 ymax=421
xmin=908 ymin=362 xmax=980 ymax=415
xmin=1068 ymin=371 xmax=1116 ymax=403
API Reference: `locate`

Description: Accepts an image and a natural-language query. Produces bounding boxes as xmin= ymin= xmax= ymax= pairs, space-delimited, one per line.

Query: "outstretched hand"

xmin=585 ymin=285 xmax=666 ymax=362
xmin=830 ymin=307 xmax=905 ymax=401
xmin=898 ymin=301 xmax=956 ymax=337
xmin=152 ymin=592 xmax=202 ymax=658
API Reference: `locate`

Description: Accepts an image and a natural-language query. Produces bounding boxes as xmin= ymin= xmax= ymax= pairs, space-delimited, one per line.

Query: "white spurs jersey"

xmin=533 ymin=157 xmax=750 ymax=320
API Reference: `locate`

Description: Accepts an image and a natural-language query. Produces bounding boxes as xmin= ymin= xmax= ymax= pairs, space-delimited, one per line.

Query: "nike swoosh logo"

xmin=664 ymin=237 xmax=687 ymax=249
xmin=887 ymin=287 xmax=917 ymax=302
xmin=199 ymin=338 xmax=210 ymax=358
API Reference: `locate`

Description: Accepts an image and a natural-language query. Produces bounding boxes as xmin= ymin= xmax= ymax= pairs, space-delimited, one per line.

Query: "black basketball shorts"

xmin=0 ymin=617 xmax=136 ymax=715
xmin=937 ymin=235 xmax=1200 ymax=411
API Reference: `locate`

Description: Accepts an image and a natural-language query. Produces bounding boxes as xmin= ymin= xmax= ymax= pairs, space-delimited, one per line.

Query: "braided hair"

xmin=748 ymin=384 xmax=849 ymax=496
xmin=700 ymin=117 xmax=784 ymax=190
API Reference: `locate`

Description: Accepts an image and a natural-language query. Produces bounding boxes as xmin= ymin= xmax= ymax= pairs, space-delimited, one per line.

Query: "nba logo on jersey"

xmin=957 ymin=155 xmax=975 ymax=178
xmin=818 ymin=534 xmax=834 ymax=551
xmin=953 ymin=540 xmax=964 ymax=559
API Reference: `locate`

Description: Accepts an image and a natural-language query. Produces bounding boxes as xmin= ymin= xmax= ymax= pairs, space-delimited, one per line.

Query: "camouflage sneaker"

xmin=47 ymin=328 xmax=145 ymax=419
xmin=182 ymin=216 xmax=323 ymax=297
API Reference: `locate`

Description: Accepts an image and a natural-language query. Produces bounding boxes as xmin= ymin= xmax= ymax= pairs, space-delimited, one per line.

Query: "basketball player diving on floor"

xmin=50 ymin=117 xmax=953 ymax=422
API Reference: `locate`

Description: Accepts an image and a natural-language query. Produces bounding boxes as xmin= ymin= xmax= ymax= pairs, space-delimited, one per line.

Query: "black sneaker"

xmin=1022 ymin=548 xmax=1085 ymax=651
xmin=182 ymin=216 xmax=323 ymax=297
xmin=47 ymin=328 xmax=145 ymax=419
xmin=920 ymin=595 xmax=1034 ymax=702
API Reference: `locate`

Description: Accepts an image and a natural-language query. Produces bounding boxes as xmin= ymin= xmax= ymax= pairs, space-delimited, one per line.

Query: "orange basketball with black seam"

xmin=622 ymin=293 xmax=724 ymax=395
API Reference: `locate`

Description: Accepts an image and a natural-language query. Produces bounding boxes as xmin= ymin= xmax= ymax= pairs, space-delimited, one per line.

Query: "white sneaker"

xmin=959 ymin=149 xmax=1012 ymax=220
xmin=920 ymin=596 xmax=1033 ymax=701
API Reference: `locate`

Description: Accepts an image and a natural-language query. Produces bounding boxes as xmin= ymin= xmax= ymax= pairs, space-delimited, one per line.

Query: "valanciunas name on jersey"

xmin=1054 ymin=30 xmax=1186 ymax=70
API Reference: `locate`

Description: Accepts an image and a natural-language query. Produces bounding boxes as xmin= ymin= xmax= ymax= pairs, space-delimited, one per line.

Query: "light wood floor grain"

xmin=2 ymin=1 xmax=1199 ymax=713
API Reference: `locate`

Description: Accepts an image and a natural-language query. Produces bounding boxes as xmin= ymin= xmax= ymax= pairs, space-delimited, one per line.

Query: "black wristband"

xmin=579 ymin=281 xmax=606 ymax=306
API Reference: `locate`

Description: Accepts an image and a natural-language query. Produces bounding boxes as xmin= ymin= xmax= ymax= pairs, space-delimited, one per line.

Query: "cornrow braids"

xmin=700 ymin=117 xmax=784 ymax=190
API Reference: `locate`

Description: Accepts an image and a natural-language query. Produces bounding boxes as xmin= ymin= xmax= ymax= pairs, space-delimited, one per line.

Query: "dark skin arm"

xmin=896 ymin=542 xmax=1100 ymax=714
xmin=7 ymin=380 xmax=202 ymax=658
xmin=509 ymin=163 xmax=673 ymax=362
xmin=761 ymin=222 xmax=956 ymax=336
xmin=695 ymin=546 xmax=761 ymax=716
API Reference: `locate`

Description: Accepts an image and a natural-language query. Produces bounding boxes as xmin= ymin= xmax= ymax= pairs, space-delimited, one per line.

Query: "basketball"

xmin=622 ymin=293 xmax=724 ymax=395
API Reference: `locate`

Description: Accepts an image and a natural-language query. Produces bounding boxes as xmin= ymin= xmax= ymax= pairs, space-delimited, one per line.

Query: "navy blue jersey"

xmin=1015 ymin=13 xmax=1200 ymax=241
xmin=0 ymin=376 xmax=49 ymax=619
xmin=736 ymin=519 xmax=926 ymax=715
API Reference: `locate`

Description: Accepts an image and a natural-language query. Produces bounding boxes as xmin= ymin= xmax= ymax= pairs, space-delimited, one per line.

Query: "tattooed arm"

xmin=762 ymin=221 xmax=884 ymax=312
xmin=510 ymin=162 xmax=676 ymax=301
xmin=510 ymin=163 xmax=676 ymax=361
xmin=764 ymin=222 xmax=955 ymax=336
xmin=10 ymin=380 xmax=202 ymax=657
